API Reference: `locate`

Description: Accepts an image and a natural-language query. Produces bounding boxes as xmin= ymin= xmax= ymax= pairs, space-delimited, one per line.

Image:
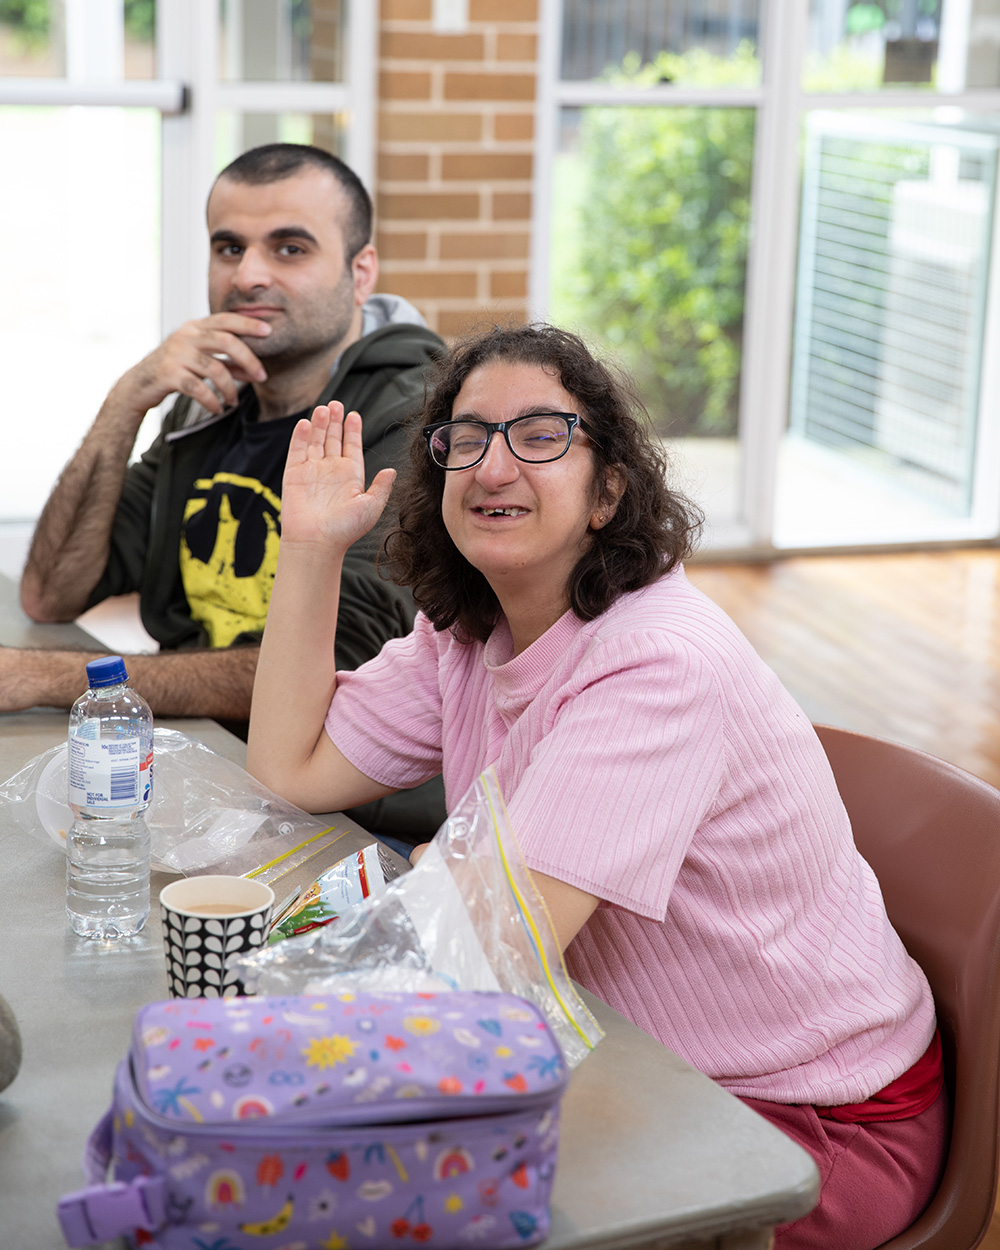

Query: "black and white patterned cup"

xmin=159 ymin=876 xmax=274 ymax=998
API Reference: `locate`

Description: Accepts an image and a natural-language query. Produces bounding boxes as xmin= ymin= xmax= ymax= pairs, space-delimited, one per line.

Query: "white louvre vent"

xmin=790 ymin=113 xmax=996 ymax=513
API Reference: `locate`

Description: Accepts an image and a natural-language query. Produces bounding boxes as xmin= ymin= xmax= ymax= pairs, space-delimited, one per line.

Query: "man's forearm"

xmin=20 ymin=387 xmax=148 ymax=623
xmin=23 ymin=312 xmax=273 ymax=626
xmin=0 ymin=645 xmax=259 ymax=720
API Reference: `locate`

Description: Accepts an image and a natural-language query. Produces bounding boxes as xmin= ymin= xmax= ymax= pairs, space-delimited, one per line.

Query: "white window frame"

xmin=532 ymin=0 xmax=1000 ymax=553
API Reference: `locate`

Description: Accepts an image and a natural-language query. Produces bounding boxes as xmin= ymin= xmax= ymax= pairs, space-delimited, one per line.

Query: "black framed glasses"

xmin=423 ymin=412 xmax=585 ymax=471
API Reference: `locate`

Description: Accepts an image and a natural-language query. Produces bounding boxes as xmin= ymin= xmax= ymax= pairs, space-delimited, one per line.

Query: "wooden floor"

xmin=687 ymin=547 xmax=1000 ymax=789
xmin=687 ymin=546 xmax=1000 ymax=1248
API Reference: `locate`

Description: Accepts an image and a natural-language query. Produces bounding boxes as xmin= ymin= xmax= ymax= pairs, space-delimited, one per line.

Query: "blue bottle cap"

xmin=85 ymin=655 xmax=129 ymax=688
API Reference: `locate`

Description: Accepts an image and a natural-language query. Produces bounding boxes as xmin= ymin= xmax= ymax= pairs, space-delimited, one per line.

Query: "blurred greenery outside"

xmin=549 ymin=37 xmax=937 ymax=440
xmin=0 ymin=0 xmax=155 ymax=46
xmin=550 ymin=44 xmax=757 ymax=440
xmin=0 ymin=1 xmax=318 ymax=50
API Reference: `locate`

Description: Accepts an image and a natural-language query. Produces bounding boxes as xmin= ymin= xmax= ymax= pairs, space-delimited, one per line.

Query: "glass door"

xmin=774 ymin=0 xmax=1000 ymax=548
xmin=535 ymin=0 xmax=1000 ymax=553
xmin=782 ymin=112 xmax=997 ymax=546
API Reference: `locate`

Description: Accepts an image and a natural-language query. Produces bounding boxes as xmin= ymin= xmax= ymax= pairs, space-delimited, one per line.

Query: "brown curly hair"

xmin=381 ymin=323 xmax=702 ymax=643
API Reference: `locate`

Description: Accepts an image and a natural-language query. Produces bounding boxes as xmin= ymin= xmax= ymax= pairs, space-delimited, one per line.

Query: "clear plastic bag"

xmin=0 ymin=728 xmax=349 ymax=884
xmin=234 ymin=768 xmax=604 ymax=1068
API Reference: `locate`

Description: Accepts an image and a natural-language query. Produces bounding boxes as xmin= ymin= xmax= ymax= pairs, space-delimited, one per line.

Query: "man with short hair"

xmin=5 ymin=143 xmax=446 ymax=839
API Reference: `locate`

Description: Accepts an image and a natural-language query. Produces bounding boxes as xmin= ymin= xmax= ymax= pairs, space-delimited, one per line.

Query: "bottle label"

xmin=69 ymin=723 xmax=143 ymax=809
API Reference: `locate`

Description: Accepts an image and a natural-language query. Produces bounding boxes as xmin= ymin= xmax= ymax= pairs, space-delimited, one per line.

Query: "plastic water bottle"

xmin=66 ymin=656 xmax=153 ymax=939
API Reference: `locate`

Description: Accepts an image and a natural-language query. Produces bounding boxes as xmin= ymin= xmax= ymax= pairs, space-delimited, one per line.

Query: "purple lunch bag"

xmin=57 ymin=990 xmax=567 ymax=1250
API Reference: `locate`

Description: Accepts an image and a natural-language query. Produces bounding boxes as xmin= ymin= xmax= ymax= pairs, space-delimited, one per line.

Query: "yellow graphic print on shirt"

xmin=179 ymin=473 xmax=282 ymax=648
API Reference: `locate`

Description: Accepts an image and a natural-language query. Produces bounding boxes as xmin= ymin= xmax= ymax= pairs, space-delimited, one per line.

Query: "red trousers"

xmin=741 ymin=1091 xmax=949 ymax=1250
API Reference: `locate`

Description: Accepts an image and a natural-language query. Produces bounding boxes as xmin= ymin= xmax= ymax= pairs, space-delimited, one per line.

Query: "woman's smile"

xmin=471 ymin=503 xmax=530 ymax=519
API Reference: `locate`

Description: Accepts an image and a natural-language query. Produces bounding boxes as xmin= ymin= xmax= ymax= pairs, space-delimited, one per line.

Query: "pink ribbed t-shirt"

xmin=326 ymin=566 xmax=935 ymax=1105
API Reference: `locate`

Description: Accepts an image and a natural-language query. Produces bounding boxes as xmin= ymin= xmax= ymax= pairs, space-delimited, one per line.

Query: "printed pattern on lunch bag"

xmin=109 ymin=991 xmax=566 ymax=1249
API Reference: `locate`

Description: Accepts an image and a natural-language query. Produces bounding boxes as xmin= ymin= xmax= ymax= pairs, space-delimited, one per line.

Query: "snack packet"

xmin=268 ymin=842 xmax=404 ymax=942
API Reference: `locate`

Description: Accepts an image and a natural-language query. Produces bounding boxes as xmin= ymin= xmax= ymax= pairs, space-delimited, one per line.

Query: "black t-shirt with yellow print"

xmin=179 ymin=392 xmax=305 ymax=649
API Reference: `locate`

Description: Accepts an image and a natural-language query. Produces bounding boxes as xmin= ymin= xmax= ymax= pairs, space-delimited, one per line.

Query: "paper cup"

xmin=159 ymin=876 xmax=274 ymax=998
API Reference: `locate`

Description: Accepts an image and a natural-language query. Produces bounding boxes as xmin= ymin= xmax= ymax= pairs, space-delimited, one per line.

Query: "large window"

xmin=0 ymin=1 xmax=373 ymax=546
xmin=536 ymin=0 xmax=1000 ymax=553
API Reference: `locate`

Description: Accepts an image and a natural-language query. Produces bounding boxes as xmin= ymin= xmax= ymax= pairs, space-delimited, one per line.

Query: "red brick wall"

xmin=376 ymin=0 xmax=539 ymax=339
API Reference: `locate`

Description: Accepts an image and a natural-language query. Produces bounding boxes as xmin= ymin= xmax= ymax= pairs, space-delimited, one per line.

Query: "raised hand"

xmin=279 ymin=403 xmax=396 ymax=553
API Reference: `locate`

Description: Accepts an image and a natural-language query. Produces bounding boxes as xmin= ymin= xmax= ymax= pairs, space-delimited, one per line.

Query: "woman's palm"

xmin=280 ymin=404 xmax=395 ymax=550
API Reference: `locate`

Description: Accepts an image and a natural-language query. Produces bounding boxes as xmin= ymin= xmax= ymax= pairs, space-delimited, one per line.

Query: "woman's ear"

xmin=590 ymin=466 xmax=627 ymax=530
xmin=605 ymin=465 xmax=627 ymax=508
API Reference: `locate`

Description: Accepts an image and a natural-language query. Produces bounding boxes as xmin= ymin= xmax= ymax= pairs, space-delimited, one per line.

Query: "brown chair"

xmin=814 ymin=724 xmax=1000 ymax=1250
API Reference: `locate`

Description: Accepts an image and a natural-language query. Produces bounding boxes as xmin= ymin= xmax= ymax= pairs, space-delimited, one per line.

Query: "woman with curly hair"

xmin=248 ymin=324 xmax=946 ymax=1250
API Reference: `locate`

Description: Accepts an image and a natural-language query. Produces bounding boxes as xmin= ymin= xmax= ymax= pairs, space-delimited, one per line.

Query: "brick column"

xmin=376 ymin=0 xmax=539 ymax=340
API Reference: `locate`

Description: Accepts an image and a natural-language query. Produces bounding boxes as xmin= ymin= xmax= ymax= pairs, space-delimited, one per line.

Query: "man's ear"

xmin=352 ymin=243 xmax=379 ymax=305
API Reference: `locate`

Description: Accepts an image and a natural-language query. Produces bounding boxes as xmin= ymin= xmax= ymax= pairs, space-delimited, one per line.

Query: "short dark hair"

xmin=214 ymin=143 xmax=372 ymax=262
xmin=381 ymin=323 xmax=702 ymax=643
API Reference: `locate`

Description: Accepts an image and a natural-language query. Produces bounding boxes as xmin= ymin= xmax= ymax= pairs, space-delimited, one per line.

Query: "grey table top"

xmin=0 ymin=578 xmax=818 ymax=1249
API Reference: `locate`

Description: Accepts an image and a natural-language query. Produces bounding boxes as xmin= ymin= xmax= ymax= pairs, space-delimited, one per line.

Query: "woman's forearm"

xmin=247 ymin=540 xmax=345 ymax=799
xmin=249 ymin=403 xmax=398 ymax=811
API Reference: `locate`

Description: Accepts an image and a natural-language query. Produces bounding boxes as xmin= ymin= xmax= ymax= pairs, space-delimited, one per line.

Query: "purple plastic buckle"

xmin=57 ymin=1176 xmax=165 ymax=1247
